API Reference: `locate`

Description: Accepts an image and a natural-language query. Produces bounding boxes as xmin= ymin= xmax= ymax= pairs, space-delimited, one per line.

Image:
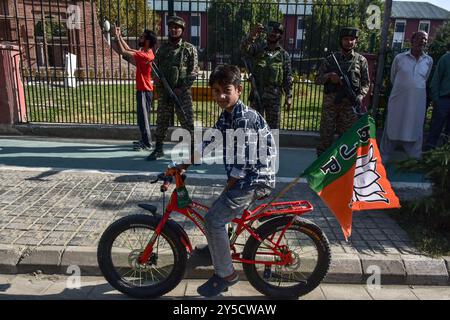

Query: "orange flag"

xmin=302 ymin=114 xmax=400 ymax=239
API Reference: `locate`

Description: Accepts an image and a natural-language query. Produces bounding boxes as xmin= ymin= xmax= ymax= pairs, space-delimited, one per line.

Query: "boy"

xmin=178 ymin=64 xmax=277 ymax=297
xmin=112 ymin=26 xmax=157 ymax=151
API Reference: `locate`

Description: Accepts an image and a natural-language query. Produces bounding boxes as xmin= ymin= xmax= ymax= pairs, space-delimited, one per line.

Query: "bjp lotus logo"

xmin=352 ymin=145 xmax=389 ymax=204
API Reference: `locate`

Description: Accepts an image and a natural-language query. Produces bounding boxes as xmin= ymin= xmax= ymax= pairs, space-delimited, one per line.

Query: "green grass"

xmin=390 ymin=204 xmax=450 ymax=257
xmin=24 ymin=81 xmax=324 ymax=131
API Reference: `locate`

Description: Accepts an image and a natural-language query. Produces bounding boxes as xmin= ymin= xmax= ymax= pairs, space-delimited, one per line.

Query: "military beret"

xmin=339 ymin=27 xmax=359 ymax=38
xmin=167 ymin=16 xmax=185 ymax=29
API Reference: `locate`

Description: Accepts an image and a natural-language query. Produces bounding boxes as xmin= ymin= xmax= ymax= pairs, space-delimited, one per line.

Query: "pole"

xmin=168 ymin=0 xmax=174 ymax=16
xmin=371 ymin=0 xmax=393 ymax=118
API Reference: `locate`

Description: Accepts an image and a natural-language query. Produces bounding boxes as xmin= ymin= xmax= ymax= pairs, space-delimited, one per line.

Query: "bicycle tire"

xmin=242 ymin=216 xmax=331 ymax=299
xmin=97 ymin=214 xmax=187 ymax=299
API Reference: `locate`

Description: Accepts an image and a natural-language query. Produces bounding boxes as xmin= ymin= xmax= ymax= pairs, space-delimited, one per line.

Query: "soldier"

xmin=147 ymin=15 xmax=198 ymax=161
xmin=315 ymin=27 xmax=370 ymax=157
xmin=240 ymin=21 xmax=293 ymax=129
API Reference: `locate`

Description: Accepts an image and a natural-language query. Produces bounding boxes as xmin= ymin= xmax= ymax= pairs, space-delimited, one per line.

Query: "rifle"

xmin=151 ymin=61 xmax=189 ymax=124
xmin=331 ymin=53 xmax=365 ymax=116
xmin=242 ymin=57 xmax=262 ymax=110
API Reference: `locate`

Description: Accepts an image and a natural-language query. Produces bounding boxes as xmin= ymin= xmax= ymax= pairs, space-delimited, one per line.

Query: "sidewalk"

xmin=0 ymin=136 xmax=448 ymax=285
xmin=2 ymin=273 xmax=450 ymax=300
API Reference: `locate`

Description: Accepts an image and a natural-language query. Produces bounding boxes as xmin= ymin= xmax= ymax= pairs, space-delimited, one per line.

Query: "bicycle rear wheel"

xmin=242 ymin=216 xmax=331 ymax=299
xmin=97 ymin=214 xmax=187 ymax=298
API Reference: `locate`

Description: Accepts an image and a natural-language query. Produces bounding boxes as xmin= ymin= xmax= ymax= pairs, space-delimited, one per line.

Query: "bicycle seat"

xmin=138 ymin=203 xmax=157 ymax=214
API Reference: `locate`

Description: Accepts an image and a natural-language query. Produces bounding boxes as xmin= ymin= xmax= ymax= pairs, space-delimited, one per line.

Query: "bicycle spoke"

xmin=143 ymin=268 xmax=148 ymax=284
xmin=254 ymin=226 xmax=323 ymax=288
xmin=148 ymin=267 xmax=156 ymax=283
xmin=152 ymin=266 xmax=167 ymax=279
xmin=124 ymin=232 xmax=136 ymax=251
xmin=137 ymin=229 xmax=145 ymax=249
xmin=120 ymin=268 xmax=135 ymax=279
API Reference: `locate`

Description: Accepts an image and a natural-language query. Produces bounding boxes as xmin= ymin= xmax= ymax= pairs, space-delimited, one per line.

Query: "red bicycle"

xmin=97 ymin=165 xmax=331 ymax=299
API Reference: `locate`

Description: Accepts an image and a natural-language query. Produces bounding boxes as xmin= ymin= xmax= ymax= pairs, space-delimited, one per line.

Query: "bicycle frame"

xmin=138 ymin=168 xmax=314 ymax=268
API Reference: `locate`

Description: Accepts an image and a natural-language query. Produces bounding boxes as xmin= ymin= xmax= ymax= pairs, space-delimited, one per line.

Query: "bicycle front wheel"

xmin=242 ymin=216 xmax=331 ymax=299
xmin=97 ymin=214 xmax=187 ymax=299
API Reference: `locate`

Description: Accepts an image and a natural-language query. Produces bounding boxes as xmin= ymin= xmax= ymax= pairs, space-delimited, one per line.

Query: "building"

xmin=152 ymin=0 xmax=311 ymax=65
xmin=391 ymin=1 xmax=450 ymax=50
xmin=0 ymin=0 xmax=134 ymax=78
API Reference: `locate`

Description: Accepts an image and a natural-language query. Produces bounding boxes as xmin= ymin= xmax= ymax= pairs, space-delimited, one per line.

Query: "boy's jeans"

xmin=203 ymin=184 xmax=271 ymax=278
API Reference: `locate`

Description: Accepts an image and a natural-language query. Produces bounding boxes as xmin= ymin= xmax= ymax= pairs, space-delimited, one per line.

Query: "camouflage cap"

xmin=339 ymin=27 xmax=359 ymax=38
xmin=167 ymin=15 xmax=185 ymax=29
xmin=267 ymin=21 xmax=284 ymax=34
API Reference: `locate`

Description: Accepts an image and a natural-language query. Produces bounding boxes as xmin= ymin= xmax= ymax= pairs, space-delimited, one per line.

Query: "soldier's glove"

xmin=174 ymin=88 xmax=184 ymax=96
xmin=352 ymin=95 xmax=367 ymax=117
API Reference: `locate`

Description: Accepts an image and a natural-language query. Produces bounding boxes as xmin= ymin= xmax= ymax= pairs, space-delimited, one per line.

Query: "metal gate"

xmin=1 ymin=0 xmax=365 ymax=131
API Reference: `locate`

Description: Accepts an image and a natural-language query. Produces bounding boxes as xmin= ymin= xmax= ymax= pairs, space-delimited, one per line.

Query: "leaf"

xmin=354 ymin=182 xmax=384 ymax=196
xmin=354 ymin=171 xmax=380 ymax=189
xmin=354 ymin=192 xmax=388 ymax=203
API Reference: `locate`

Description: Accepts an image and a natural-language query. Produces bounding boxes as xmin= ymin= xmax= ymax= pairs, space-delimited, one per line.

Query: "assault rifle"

xmin=331 ymin=53 xmax=366 ymax=116
xmin=151 ymin=62 xmax=189 ymax=123
xmin=242 ymin=57 xmax=262 ymax=110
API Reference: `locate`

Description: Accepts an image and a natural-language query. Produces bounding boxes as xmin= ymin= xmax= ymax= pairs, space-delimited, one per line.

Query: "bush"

xmin=428 ymin=21 xmax=450 ymax=63
xmin=395 ymin=142 xmax=450 ymax=231
xmin=76 ymin=70 xmax=85 ymax=81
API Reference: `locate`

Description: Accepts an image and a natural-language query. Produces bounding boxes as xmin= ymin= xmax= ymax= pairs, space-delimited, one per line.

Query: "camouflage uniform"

xmin=240 ymin=33 xmax=293 ymax=129
xmin=316 ymin=32 xmax=370 ymax=156
xmin=153 ymin=38 xmax=198 ymax=145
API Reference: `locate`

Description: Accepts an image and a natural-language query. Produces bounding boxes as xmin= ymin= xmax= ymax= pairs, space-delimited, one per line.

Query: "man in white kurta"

xmin=381 ymin=31 xmax=433 ymax=161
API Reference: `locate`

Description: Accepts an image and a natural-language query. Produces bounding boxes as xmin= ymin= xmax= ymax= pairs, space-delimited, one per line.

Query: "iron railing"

xmin=1 ymin=0 xmax=373 ymax=131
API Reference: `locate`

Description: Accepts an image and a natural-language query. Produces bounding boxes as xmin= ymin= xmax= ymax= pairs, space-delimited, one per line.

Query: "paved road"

xmin=0 ymin=136 xmax=426 ymax=184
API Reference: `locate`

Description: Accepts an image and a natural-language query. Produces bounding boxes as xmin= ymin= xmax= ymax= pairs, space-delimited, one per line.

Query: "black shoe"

xmin=193 ymin=244 xmax=211 ymax=258
xmin=146 ymin=143 xmax=164 ymax=161
xmin=133 ymin=141 xmax=152 ymax=151
xmin=197 ymin=273 xmax=239 ymax=297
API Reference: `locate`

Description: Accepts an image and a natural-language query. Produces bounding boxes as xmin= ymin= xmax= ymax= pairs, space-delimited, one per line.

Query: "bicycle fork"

xmin=138 ymin=193 xmax=168 ymax=265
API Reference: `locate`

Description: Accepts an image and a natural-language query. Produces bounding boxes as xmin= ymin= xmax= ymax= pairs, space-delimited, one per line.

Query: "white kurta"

xmin=385 ymin=51 xmax=433 ymax=141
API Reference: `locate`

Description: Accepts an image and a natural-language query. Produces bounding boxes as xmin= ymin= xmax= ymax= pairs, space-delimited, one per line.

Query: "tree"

xmin=95 ymin=0 xmax=161 ymax=37
xmin=428 ymin=21 xmax=450 ymax=63
xmin=35 ymin=19 xmax=68 ymax=38
xmin=304 ymin=0 xmax=384 ymax=59
xmin=207 ymin=0 xmax=282 ymax=66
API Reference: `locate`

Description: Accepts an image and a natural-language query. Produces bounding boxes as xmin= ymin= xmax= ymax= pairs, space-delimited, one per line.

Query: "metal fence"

xmin=1 ymin=0 xmax=367 ymax=131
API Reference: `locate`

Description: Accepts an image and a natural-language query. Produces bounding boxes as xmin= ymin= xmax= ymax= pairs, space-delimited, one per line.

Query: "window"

xmin=190 ymin=13 xmax=201 ymax=48
xmin=419 ymin=20 xmax=430 ymax=33
xmin=393 ymin=20 xmax=406 ymax=49
xmin=164 ymin=14 xmax=168 ymax=37
xmin=394 ymin=21 xmax=406 ymax=33
xmin=190 ymin=15 xmax=200 ymax=27
xmin=392 ymin=42 xmax=403 ymax=51
xmin=191 ymin=36 xmax=200 ymax=47
xmin=297 ymin=17 xmax=305 ymax=30
xmin=296 ymin=39 xmax=303 ymax=49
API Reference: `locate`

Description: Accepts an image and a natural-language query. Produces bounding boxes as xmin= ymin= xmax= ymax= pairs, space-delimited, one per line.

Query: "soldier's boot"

xmin=146 ymin=142 xmax=164 ymax=161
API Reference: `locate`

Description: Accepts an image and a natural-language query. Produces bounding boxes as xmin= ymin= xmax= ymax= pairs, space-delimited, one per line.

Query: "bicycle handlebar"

xmin=150 ymin=170 xmax=187 ymax=192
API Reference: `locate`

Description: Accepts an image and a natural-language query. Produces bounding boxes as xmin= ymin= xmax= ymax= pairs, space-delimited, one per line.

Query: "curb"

xmin=1 ymin=245 xmax=449 ymax=286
